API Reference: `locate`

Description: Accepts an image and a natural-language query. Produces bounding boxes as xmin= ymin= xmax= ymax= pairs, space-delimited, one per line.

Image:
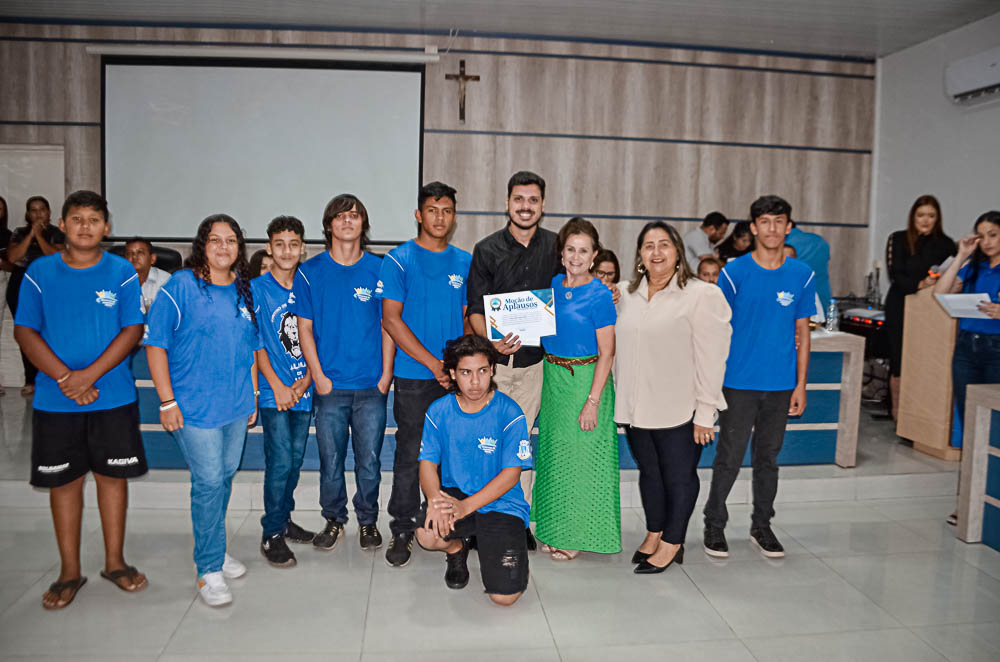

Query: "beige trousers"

xmin=494 ymin=360 xmax=544 ymax=505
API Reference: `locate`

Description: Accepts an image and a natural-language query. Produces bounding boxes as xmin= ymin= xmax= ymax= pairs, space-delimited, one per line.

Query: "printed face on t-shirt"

xmin=279 ymin=311 xmax=302 ymax=359
xmin=59 ymin=205 xmax=109 ymax=251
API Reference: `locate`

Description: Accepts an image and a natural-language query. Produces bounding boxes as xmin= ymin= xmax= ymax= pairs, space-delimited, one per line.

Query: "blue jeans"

xmin=259 ymin=408 xmax=313 ymax=538
xmin=953 ymin=330 xmax=1000 ymax=445
xmin=172 ymin=419 xmax=248 ymax=576
xmin=314 ymin=388 xmax=388 ymax=525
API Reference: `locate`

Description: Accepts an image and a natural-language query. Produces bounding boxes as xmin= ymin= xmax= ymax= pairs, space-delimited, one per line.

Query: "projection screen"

xmin=103 ymin=58 xmax=424 ymax=243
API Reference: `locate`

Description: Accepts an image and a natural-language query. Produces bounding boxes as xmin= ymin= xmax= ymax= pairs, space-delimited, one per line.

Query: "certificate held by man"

xmin=484 ymin=289 xmax=556 ymax=347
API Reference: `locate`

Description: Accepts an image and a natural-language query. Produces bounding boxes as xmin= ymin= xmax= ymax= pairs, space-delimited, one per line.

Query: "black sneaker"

xmin=261 ymin=534 xmax=297 ymax=567
xmin=750 ymin=526 xmax=785 ymax=558
xmin=359 ymin=524 xmax=383 ymax=551
xmin=312 ymin=519 xmax=345 ymax=551
xmin=385 ymin=532 xmax=414 ymax=567
xmin=284 ymin=520 xmax=316 ymax=544
xmin=444 ymin=541 xmax=470 ymax=589
xmin=703 ymin=526 xmax=729 ymax=558
xmin=525 ymin=528 xmax=537 ymax=551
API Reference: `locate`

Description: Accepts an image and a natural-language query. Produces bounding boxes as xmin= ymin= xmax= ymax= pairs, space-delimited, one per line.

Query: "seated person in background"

xmin=697 ymin=256 xmax=722 ymax=284
xmin=415 ymin=334 xmax=532 ymax=606
xmin=684 ymin=212 xmax=728 ymax=270
xmin=716 ymin=221 xmax=754 ymax=262
xmin=249 ymin=248 xmax=273 ymax=278
xmin=783 ymin=244 xmax=797 ymax=259
xmin=591 ymin=249 xmax=620 ymax=289
xmin=124 ymin=237 xmax=171 ymax=314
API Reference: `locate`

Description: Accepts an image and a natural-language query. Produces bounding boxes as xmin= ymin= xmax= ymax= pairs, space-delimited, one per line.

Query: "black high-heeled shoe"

xmin=633 ymin=544 xmax=684 ymax=574
xmin=630 ymin=550 xmax=651 ymax=564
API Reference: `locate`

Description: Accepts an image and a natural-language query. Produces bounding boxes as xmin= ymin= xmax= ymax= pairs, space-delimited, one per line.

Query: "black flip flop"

xmin=42 ymin=576 xmax=87 ymax=610
xmin=100 ymin=565 xmax=148 ymax=592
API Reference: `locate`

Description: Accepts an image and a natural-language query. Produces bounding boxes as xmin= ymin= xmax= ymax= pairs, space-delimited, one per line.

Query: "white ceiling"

xmin=1 ymin=0 xmax=998 ymax=59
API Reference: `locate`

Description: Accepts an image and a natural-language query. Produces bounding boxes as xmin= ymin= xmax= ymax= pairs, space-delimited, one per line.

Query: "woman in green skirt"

xmin=533 ymin=217 xmax=620 ymax=560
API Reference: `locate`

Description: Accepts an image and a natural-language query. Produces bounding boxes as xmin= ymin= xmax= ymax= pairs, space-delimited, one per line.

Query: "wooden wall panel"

xmin=424 ymin=54 xmax=873 ymax=150
xmin=424 ymin=133 xmax=870 ymax=223
xmin=0 ymin=21 xmax=874 ymax=295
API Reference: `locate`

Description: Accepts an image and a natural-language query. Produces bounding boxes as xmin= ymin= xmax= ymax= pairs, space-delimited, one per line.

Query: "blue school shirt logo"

xmin=375 ymin=280 xmax=384 ymax=295
xmin=477 ymin=436 xmax=498 ymax=455
xmin=448 ymin=274 xmax=464 ymax=289
xmin=287 ymin=291 xmax=296 ymax=305
xmin=517 ymin=439 xmax=532 ymax=461
xmin=353 ymin=286 xmax=373 ymax=302
xmin=776 ymin=291 xmax=795 ymax=307
xmin=240 ymin=306 xmax=252 ymax=321
xmin=95 ymin=290 xmax=118 ymax=308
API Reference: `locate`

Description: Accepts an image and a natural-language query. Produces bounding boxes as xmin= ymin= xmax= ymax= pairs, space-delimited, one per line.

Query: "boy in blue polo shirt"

xmin=14 ymin=190 xmax=147 ymax=610
xmin=416 ymin=334 xmax=531 ymax=605
xmin=703 ymin=195 xmax=816 ymax=560
xmin=251 ymin=216 xmax=315 ymax=567
xmin=380 ymin=181 xmax=472 ymax=567
xmin=296 ymin=194 xmax=394 ymax=554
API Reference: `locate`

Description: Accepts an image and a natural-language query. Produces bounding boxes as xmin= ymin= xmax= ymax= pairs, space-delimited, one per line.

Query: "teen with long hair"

xmin=146 ymin=214 xmax=261 ymax=607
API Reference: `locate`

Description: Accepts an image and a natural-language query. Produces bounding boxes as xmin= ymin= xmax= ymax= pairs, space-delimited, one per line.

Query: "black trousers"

xmin=387 ymin=377 xmax=447 ymax=535
xmin=6 ymin=270 xmax=38 ymax=385
xmin=625 ymin=420 xmax=701 ymax=544
xmin=704 ymin=387 xmax=792 ymax=531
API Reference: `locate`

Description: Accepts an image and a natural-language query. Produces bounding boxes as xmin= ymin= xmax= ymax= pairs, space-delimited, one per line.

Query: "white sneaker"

xmin=197 ymin=571 xmax=232 ymax=607
xmin=222 ymin=554 xmax=247 ymax=579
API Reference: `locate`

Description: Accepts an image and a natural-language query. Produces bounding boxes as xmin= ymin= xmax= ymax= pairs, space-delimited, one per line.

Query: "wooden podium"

xmin=896 ymin=287 xmax=961 ymax=460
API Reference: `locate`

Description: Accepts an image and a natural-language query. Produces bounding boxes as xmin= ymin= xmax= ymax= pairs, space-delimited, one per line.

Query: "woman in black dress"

xmin=884 ymin=194 xmax=955 ymax=419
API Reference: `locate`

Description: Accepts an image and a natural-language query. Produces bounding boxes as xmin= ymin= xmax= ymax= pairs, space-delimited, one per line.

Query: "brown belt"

xmin=544 ymin=354 xmax=597 ymax=376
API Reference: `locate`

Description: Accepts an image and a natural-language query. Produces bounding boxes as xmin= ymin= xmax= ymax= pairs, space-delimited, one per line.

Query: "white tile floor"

xmin=0 ymin=332 xmax=997 ymax=660
xmin=0 ymin=498 xmax=998 ymax=661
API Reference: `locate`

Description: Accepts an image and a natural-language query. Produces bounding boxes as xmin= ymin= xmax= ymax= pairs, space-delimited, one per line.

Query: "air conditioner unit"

xmin=944 ymin=45 xmax=1000 ymax=107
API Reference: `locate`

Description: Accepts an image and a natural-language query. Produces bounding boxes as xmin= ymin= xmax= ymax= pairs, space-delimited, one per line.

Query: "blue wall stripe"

xmin=0 ymin=17 xmax=876 ymax=64
xmin=457 ymin=211 xmax=868 ymax=230
xmin=426 ymin=128 xmax=871 ymax=156
xmin=446 ymin=48 xmax=873 ymax=80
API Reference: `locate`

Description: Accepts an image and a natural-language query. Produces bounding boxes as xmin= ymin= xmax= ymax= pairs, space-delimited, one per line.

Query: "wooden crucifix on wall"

xmin=445 ymin=59 xmax=479 ymax=123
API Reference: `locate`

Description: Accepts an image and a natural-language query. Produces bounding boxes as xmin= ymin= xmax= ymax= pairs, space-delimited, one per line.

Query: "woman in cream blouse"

xmin=614 ymin=221 xmax=732 ymax=574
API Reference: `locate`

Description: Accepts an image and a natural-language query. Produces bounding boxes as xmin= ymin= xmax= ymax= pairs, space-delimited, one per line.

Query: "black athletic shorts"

xmin=420 ymin=486 xmax=529 ymax=596
xmin=31 ymin=401 xmax=148 ymax=488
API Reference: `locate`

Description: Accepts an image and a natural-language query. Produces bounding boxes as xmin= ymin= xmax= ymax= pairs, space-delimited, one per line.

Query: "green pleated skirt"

xmin=531 ymin=357 xmax=621 ymax=554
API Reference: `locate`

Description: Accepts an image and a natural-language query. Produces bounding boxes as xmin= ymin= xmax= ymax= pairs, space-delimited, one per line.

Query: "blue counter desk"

xmin=133 ymin=330 xmax=862 ymax=472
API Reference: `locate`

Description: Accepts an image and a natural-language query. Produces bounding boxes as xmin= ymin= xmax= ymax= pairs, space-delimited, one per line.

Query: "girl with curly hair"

xmin=146 ymin=214 xmax=261 ymax=607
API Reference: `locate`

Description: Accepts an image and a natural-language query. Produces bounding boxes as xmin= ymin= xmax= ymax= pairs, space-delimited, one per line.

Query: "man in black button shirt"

xmin=466 ymin=171 xmax=559 ymax=550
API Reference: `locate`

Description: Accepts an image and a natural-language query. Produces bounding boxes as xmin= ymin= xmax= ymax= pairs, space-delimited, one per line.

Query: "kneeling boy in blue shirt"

xmin=14 ymin=190 xmax=147 ymax=610
xmin=416 ymin=334 xmax=532 ymax=606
